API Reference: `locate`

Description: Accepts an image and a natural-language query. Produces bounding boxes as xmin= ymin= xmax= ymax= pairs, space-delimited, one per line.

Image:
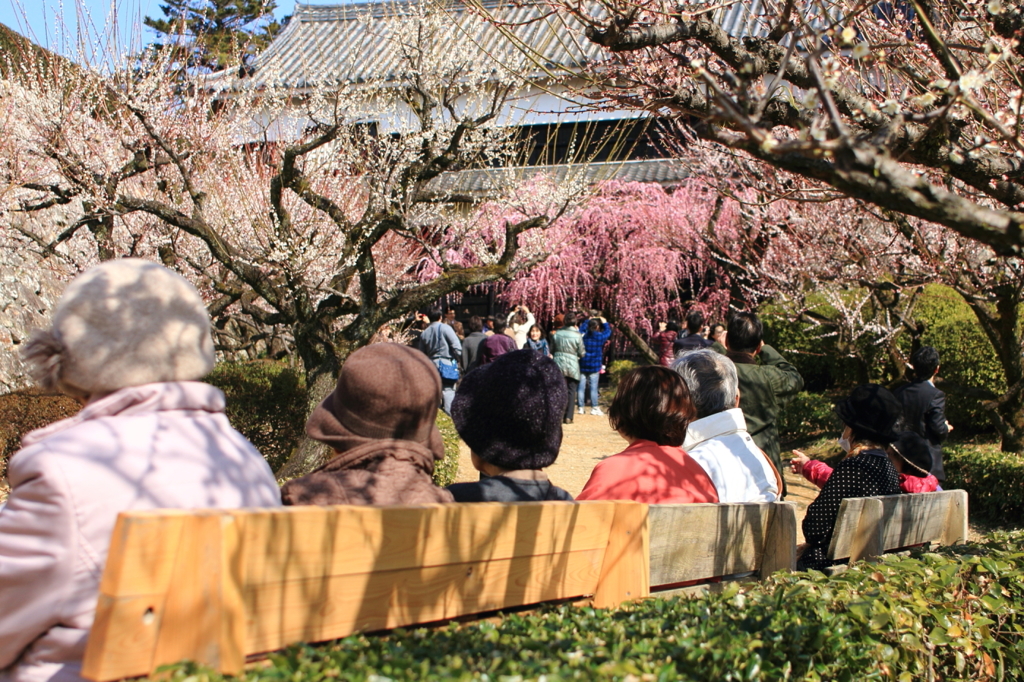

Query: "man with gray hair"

xmin=673 ymin=349 xmax=782 ymax=502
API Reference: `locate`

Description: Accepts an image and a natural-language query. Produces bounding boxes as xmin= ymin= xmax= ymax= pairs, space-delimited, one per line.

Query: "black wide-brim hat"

xmin=834 ymin=384 xmax=903 ymax=445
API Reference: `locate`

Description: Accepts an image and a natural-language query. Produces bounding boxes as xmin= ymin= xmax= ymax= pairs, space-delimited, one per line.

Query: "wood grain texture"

xmin=151 ymin=513 xmax=243 ymax=675
xmin=847 ymin=498 xmax=884 ymax=562
xmin=83 ymin=501 xmax=628 ymax=681
xmin=828 ymin=491 xmax=969 ymax=563
xmin=245 ymin=549 xmax=606 ymax=652
xmin=236 ymin=503 xmax=616 ymax=585
xmin=940 ymin=490 xmax=969 ymax=546
xmin=83 ymin=513 xmax=188 ymax=681
xmin=648 ymin=503 xmax=779 ymax=587
xmin=592 ymin=501 xmax=649 ymax=608
xmin=759 ymin=502 xmax=798 ymax=578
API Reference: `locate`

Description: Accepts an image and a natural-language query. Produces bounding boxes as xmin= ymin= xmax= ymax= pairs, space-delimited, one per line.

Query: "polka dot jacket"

xmin=798 ymin=449 xmax=901 ymax=570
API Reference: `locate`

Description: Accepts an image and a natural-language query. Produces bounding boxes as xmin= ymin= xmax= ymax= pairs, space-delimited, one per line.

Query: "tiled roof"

xmin=422 ymin=158 xmax=690 ymax=199
xmin=208 ymin=0 xmax=817 ymax=91
xmin=208 ymin=0 xmax=602 ymax=90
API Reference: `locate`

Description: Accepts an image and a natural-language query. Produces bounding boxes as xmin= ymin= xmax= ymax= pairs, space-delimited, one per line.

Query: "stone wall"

xmin=0 ymin=264 xmax=61 ymax=393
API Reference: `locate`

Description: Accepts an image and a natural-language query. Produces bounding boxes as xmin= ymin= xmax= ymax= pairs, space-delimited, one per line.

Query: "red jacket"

xmin=577 ymin=439 xmax=719 ymax=504
xmin=652 ymin=330 xmax=678 ymax=366
xmin=802 ymin=458 xmax=939 ymax=494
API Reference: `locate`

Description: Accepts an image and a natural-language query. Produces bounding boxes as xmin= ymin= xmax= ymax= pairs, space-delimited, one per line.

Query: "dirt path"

xmin=454 ymin=411 xmax=818 ymax=541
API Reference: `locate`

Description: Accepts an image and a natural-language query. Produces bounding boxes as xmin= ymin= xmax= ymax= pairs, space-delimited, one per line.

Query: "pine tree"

xmin=144 ymin=0 xmax=283 ymax=74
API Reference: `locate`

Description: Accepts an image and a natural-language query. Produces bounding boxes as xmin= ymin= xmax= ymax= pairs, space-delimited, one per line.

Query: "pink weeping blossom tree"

xmin=497 ymin=179 xmax=735 ymax=362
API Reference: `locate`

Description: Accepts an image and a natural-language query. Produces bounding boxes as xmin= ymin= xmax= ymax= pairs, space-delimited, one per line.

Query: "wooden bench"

xmin=648 ymin=501 xmax=797 ymax=595
xmin=826 ymin=489 xmax=969 ymax=567
xmin=81 ymin=499 xmax=798 ymax=681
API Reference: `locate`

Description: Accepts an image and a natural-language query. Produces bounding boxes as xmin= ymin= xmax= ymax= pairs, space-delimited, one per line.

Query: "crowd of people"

xmin=0 ymin=262 xmax=952 ymax=682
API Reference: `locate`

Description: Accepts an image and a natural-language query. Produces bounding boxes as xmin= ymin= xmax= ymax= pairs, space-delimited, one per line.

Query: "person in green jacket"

xmin=710 ymin=312 xmax=803 ymax=497
xmin=550 ymin=312 xmax=586 ymax=424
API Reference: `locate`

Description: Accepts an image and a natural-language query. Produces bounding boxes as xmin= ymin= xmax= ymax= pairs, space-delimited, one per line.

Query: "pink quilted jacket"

xmin=0 ymin=382 xmax=281 ymax=682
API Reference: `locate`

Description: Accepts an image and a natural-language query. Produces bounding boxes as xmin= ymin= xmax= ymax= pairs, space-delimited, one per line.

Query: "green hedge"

xmin=761 ymin=307 xmax=847 ymax=392
xmin=761 ymin=285 xmax=1008 ymax=435
xmin=606 ymin=359 xmax=640 ymax=390
xmin=913 ymin=286 xmax=1006 ymax=432
xmin=945 ymin=442 xmax=1024 ymax=523
xmin=157 ymin=532 xmax=1024 ymax=681
xmin=777 ymin=391 xmax=843 ymax=446
xmin=206 ymin=361 xmax=309 ymax=474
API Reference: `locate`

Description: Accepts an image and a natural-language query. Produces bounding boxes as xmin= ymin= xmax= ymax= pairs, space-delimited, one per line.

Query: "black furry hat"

xmin=834 ymin=384 xmax=903 ymax=445
xmin=452 ymin=349 xmax=567 ymax=470
xmin=891 ymin=431 xmax=934 ymax=478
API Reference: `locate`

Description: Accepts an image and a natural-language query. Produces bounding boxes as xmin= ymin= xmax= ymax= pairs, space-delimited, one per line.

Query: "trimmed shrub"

xmin=777 ymin=391 xmax=843 ymax=446
xmin=432 ymin=411 xmax=461 ymax=488
xmin=913 ymin=285 xmax=1005 ymax=432
xmin=156 ymin=532 xmax=1024 ymax=681
xmin=761 ymin=307 xmax=845 ymax=392
xmin=205 ymin=361 xmax=308 ymax=474
xmin=945 ymin=442 xmax=1024 ymax=523
xmin=606 ymin=359 xmax=639 ymax=390
xmin=0 ymin=388 xmax=80 ymax=484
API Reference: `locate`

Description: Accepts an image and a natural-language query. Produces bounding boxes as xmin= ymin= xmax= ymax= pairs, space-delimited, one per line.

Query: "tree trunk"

xmin=963 ymin=286 xmax=1024 ymax=452
xmin=608 ymin=315 xmax=658 ymax=365
xmin=273 ymin=323 xmax=343 ymax=480
xmin=273 ymin=315 xmax=391 ymax=480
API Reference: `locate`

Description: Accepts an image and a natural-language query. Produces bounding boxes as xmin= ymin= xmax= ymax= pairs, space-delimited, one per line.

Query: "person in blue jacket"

xmin=578 ymin=315 xmax=611 ymax=415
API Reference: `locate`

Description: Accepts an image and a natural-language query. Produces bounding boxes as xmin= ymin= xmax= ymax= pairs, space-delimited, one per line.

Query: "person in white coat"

xmin=672 ymin=349 xmax=782 ymax=502
xmin=507 ymin=305 xmax=536 ymax=349
xmin=0 ymin=259 xmax=281 ymax=682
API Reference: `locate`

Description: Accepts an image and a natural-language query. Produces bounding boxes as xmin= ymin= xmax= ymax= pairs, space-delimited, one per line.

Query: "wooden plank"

xmin=648 ymin=503 xmax=774 ymax=588
xmin=220 ymin=513 xmax=247 ymax=675
xmin=941 ymin=490 xmax=969 ymax=546
xmin=82 ymin=594 xmax=164 ymax=681
xmin=237 ymin=503 xmax=616 ymax=585
xmin=875 ymin=492 xmax=955 ymax=550
xmin=151 ymin=513 xmax=244 ymax=675
xmin=84 ymin=501 xmax=627 ymax=680
xmin=827 ymin=498 xmax=871 ymax=561
xmin=759 ymin=502 xmax=797 ymax=578
xmin=829 ymin=491 xmax=970 ymax=563
xmin=847 ymin=498 xmax=884 ymax=562
xmin=96 ymin=513 xmax=187 ymax=596
xmin=592 ymin=501 xmax=649 ymax=608
xmin=243 ymin=548 xmax=606 ymax=653
xmin=82 ymin=514 xmax=187 ymax=681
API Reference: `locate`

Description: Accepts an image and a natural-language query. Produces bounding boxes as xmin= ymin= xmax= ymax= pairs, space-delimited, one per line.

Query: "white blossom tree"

xmin=0 ymin=4 xmax=575 ymax=473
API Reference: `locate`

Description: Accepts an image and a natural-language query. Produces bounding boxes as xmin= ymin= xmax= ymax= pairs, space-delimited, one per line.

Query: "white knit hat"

xmin=23 ymin=259 xmax=215 ymax=395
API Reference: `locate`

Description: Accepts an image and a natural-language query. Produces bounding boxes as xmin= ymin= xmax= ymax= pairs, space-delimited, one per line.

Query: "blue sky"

xmin=0 ymin=0 xmax=299 ymax=59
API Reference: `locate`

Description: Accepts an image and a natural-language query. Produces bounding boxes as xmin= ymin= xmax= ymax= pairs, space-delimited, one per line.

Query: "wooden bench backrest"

xmin=826 ymin=489 xmax=969 ymax=563
xmin=648 ymin=502 xmax=797 ymax=591
xmin=81 ymin=501 xmax=648 ymax=682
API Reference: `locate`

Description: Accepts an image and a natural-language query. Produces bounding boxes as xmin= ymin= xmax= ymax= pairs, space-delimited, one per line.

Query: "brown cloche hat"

xmin=306 ymin=343 xmax=444 ymax=458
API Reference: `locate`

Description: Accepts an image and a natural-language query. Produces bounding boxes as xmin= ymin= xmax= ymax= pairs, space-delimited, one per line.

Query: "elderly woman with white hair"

xmin=0 ymin=259 xmax=281 ymax=682
xmin=672 ymin=349 xmax=782 ymax=504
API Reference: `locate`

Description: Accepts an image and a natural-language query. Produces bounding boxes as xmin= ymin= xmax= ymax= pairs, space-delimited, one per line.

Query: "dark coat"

xmin=448 ymin=473 xmax=573 ymax=502
xmin=461 ymin=331 xmax=488 ymax=371
xmin=893 ymin=379 xmax=950 ymax=481
xmin=479 ymin=333 xmax=518 ymax=364
xmin=674 ymin=333 xmax=712 ymax=353
xmin=714 ymin=343 xmax=804 ymax=486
